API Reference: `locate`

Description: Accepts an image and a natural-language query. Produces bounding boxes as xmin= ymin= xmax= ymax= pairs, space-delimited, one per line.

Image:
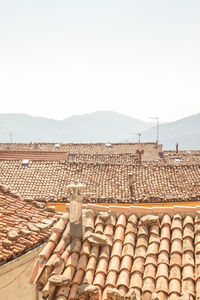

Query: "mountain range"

xmin=0 ymin=111 xmax=199 ymax=150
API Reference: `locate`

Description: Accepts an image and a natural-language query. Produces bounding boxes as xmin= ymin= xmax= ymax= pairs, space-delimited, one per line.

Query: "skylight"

xmin=174 ymin=158 xmax=181 ymax=162
xmin=54 ymin=143 xmax=60 ymax=147
xmin=105 ymin=143 xmax=112 ymax=147
xmin=21 ymin=159 xmax=29 ymax=166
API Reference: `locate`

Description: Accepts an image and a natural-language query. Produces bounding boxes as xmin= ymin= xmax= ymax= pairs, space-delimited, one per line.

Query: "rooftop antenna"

xmin=9 ymin=131 xmax=13 ymax=143
xmin=131 ymin=132 xmax=142 ymax=144
xmin=149 ymin=117 xmax=159 ymax=144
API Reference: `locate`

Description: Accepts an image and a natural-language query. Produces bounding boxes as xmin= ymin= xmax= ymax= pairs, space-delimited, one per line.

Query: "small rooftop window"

xmin=21 ymin=159 xmax=30 ymax=166
xmin=174 ymin=158 xmax=181 ymax=162
xmin=105 ymin=143 xmax=112 ymax=147
xmin=54 ymin=143 xmax=60 ymax=148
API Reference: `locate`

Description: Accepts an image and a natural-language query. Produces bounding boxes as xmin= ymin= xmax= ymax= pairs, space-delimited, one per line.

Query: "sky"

xmin=0 ymin=0 xmax=200 ymax=123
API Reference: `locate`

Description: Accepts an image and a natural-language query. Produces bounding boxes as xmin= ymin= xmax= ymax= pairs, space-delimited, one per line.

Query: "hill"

xmin=0 ymin=111 xmax=152 ymax=143
xmin=142 ymin=113 xmax=200 ymax=150
xmin=0 ymin=111 xmax=199 ymax=149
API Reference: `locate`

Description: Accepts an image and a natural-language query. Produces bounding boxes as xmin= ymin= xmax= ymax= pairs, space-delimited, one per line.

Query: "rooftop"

xmin=30 ymin=203 xmax=200 ymax=300
xmin=0 ymin=186 xmax=60 ymax=264
xmin=0 ymin=159 xmax=200 ymax=204
xmin=0 ymin=142 xmax=162 ymax=155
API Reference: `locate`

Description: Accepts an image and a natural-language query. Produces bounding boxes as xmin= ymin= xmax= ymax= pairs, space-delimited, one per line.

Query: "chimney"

xmin=136 ymin=149 xmax=144 ymax=164
xmin=128 ymin=173 xmax=134 ymax=186
xmin=128 ymin=173 xmax=134 ymax=197
xmin=68 ymin=181 xmax=85 ymax=238
xmin=176 ymin=143 xmax=179 ymax=154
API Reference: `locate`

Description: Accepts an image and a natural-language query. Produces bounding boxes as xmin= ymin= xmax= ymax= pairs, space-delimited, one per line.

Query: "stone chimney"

xmin=128 ymin=173 xmax=134 ymax=197
xmin=136 ymin=149 xmax=144 ymax=164
xmin=68 ymin=181 xmax=85 ymax=238
xmin=128 ymin=173 xmax=134 ymax=185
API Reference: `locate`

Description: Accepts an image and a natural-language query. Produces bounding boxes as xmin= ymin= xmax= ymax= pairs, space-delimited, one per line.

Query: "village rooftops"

xmin=0 ymin=185 xmax=61 ymax=264
xmin=0 ymin=159 xmax=200 ymax=204
xmin=0 ymin=142 xmax=162 ymax=155
xmin=30 ymin=202 xmax=200 ymax=300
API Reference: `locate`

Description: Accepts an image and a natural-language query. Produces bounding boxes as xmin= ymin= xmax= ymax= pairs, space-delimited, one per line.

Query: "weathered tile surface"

xmin=0 ymin=186 xmax=58 ymax=264
xmin=30 ymin=209 xmax=200 ymax=300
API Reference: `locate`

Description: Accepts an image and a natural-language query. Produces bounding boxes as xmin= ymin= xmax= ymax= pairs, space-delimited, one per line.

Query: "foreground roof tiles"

xmin=0 ymin=186 xmax=59 ymax=264
xmin=30 ymin=207 xmax=200 ymax=300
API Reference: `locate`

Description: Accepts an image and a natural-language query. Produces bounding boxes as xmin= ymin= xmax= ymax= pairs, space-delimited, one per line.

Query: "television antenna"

xmin=9 ymin=131 xmax=13 ymax=143
xmin=131 ymin=132 xmax=142 ymax=144
xmin=149 ymin=117 xmax=159 ymax=144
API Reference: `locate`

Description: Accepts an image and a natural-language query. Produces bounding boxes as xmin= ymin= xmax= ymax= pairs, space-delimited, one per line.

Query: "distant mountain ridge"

xmin=0 ymin=111 xmax=199 ymax=150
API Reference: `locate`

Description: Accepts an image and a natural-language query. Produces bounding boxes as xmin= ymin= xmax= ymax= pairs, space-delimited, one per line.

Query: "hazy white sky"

xmin=0 ymin=0 xmax=200 ymax=122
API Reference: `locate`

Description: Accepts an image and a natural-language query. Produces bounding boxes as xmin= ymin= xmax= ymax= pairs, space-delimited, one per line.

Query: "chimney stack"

xmin=128 ymin=173 xmax=134 ymax=197
xmin=68 ymin=181 xmax=85 ymax=238
xmin=176 ymin=143 xmax=179 ymax=154
xmin=136 ymin=149 xmax=144 ymax=164
xmin=128 ymin=173 xmax=134 ymax=186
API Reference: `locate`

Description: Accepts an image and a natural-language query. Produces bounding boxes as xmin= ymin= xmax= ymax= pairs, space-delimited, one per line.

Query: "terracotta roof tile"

xmin=108 ymin=256 xmax=120 ymax=273
xmin=116 ymin=269 xmax=130 ymax=288
xmin=111 ymin=240 xmax=123 ymax=257
xmin=0 ymin=187 xmax=57 ymax=265
xmin=1 ymin=146 xmax=200 ymax=204
xmin=83 ymin=269 xmax=95 ymax=285
xmin=170 ymin=253 xmax=182 ymax=267
xmin=143 ymin=264 xmax=156 ymax=280
xmin=29 ymin=209 xmax=200 ymax=299
xmin=169 ymin=279 xmax=181 ymax=295
xmin=105 ymin=270 xmax=117 ymax=287
xmin=142 ymin=277 xmax=155 ymax=293
xmin=156 ymin=263 xmax=168 ymax=279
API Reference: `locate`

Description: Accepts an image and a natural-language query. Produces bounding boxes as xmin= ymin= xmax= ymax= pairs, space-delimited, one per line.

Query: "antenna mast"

xmin=149 ymin=117 xmax=159 ymax=144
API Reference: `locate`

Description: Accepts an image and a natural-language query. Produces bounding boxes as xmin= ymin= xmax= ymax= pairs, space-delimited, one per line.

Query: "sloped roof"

xmin=0 ymin=185 xmax=59 ymax=264
xmin=0 ymin=159 xmax=200 ymax=204
xmin=163 ymin=151 xmax=200 ymax=165
xmin=30 ymin=204 xmax=200 ymax=300
xmin=0 ymin=142 xmax=162 ymax=155
xmin=0 ymin=150 xmax=67 ymax=161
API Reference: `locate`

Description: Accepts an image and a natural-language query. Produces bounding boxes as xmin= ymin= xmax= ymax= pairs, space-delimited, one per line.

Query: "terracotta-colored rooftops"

xmin=30 ymin=203 xmax=200 ymax=300
xmin=0 ymin=185 xmax=61 ymax=264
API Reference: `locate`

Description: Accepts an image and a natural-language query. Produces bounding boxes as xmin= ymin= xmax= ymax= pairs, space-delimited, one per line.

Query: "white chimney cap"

xmin=68 ymin=181 xmax=86 ymax=189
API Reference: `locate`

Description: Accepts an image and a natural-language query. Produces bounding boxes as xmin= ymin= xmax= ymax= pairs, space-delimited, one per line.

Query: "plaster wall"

xmin=0 ymin=245 xmax=44 ymax=300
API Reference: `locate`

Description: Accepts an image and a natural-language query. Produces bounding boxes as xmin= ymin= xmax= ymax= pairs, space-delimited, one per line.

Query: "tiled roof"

xmin=0 ymin=160 xmax=200 ymax=203
xmin=0 ymin=150 xmax=67 ymax=161
xmin=0 ymin=142 xmax=162 ymax=155
xmin=67 ymin=154 xmax=138 ymax=164
xmin=30 ymin=204 xmax=200 ymax=300
xmin=0 ymin=185 xmax=60 ymax=264
xmin=0 ymin=143 xmax=200 ymax=163
xmin=163 ymin=151 xmax=200 ymax=165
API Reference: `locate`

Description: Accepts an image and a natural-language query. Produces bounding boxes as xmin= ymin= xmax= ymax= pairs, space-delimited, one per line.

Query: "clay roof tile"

xmin=143 ymin=264 xmax=156 ymax=280
xmin=142 ymin=277 xmax=155 ymax=293
xmin=161 ymin=215 xmax=171 ymax=227
xmin=129 ymin=271 xmax=143 ymax=289
xmin=183 ymin=215 xmax=194 ymax=227
xmin=116 ymin=269 xmax=130 ymax=288
xmin=170 ymin=253 xmax=182 ymax=267
xmin=116 ymin=214 xmax=127 ymax=227
xmin=105 ymin=270 xmax=117 ymax=287
xmin=169 ymin=279 xmax=181 ymax=295
xmin=156 ymin=276 xmax=168 ymax=293
xmin=108 ymin=255 xmax=120 ymax=273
